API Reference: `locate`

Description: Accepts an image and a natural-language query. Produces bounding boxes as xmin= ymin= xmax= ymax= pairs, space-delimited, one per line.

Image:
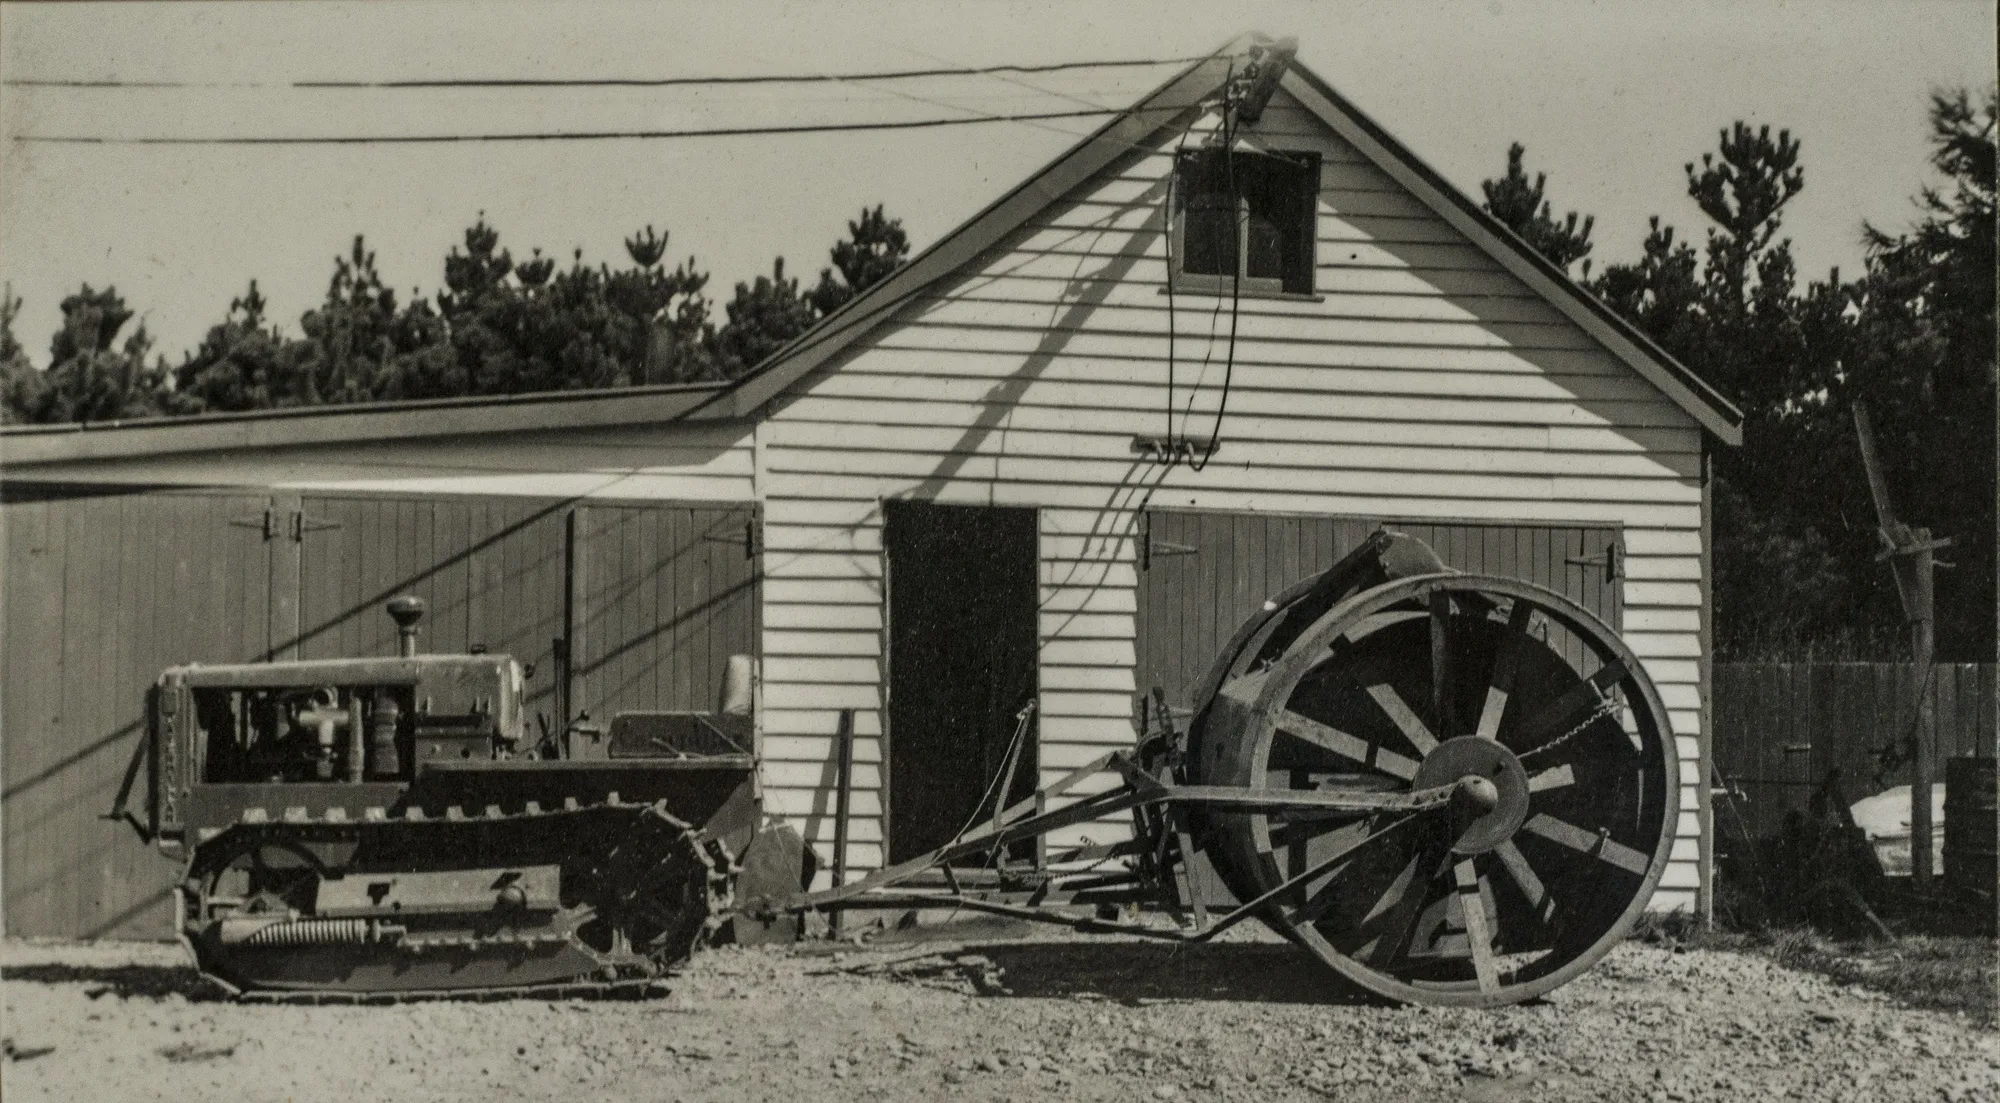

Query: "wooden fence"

xmin=1712 ymin=663 xmax=1997 ymax=841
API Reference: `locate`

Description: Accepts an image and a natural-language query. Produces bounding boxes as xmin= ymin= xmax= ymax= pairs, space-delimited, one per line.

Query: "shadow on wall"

xmin=1 ymin=487 xmax=757 ymax=940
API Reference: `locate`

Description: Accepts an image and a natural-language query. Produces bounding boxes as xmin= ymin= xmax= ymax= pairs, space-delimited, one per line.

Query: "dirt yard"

xmin=4 ymin=921 xmax=1996 ymax=1103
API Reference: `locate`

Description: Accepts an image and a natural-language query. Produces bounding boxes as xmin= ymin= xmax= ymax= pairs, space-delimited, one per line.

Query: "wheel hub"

xmin=1413 ymin=736 xmax=1530 ymax=855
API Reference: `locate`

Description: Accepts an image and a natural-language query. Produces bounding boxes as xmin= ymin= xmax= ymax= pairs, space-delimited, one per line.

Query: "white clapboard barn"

xmin=0 ymin=37 xmax=1738 ymax=940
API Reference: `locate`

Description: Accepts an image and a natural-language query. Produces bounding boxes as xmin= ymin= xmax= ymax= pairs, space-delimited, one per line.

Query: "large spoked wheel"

xmin=1194 ymin=573 xmax=1677 ymax=1008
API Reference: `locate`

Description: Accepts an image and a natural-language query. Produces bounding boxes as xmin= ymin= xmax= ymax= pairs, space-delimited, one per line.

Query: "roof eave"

xmin=1276 ymin=65 xmax=1743 ymax=448
xmin=689 ymin=37 xmax=1257 ymax=420
xmin=0 ymin=380 xmax=733 ymax=467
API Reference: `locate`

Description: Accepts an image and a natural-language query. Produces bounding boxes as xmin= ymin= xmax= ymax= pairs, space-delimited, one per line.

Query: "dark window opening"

xmin=1172 ymin=148 xmax=1319 ymax=296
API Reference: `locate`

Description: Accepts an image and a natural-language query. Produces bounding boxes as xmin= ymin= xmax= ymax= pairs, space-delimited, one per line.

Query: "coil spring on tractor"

xmin=235 ymin=918 xmax=405 ymax=947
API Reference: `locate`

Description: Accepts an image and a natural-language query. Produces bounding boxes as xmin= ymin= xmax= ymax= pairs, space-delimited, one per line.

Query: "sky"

xmin=0 ymin=0 xmax=1993 ymax=368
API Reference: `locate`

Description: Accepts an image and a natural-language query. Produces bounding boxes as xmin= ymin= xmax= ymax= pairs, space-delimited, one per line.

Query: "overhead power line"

xmin=11 ymin=105 xmax=1177 ymax=146
xmin=4 ymin=55 xmax=1205 ymax=90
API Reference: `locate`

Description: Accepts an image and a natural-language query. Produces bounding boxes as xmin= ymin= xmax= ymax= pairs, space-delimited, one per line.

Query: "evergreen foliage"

xmin=0 ymin=284 xmax=38 ymax=423
xmin=1482 ymin=91 xmax=1996 ymax=661
xmin=711 ymin=257 xmax=817 ymax=376
xmin=6 ymin=285 xmax=169 ymax=424
xmin=1480 ymin=143 xmax=1596 ymax=275
xmin=808 ymin=205 xmax=912 ymax=315
xmin=3 ymin=206 xmax=912 ymax=423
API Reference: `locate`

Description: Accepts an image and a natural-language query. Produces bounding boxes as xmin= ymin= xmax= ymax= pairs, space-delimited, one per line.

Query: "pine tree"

xmin=0 ymin=284 xmax=40 ymax=424
xmin=711 ymin=257 xmax=817 ymax=374
xmin=808 ymin=205 xmax=911 ymax=316
xmin=1686 ymin=124 xmax=1805 ymax=322
xmin=170 ymin=280 xmax=307 ymax=413
xmin=605 ymin=224 xmax=715 ymax=385
xmin=297 ymin=236 xmax=456 ymax=402
xmin=19 ymin=285 xmax=171 ymax=424
xmin=1590 ymin=122 xmax=1869 ymax=656
xmin=1839 ymin=87 xmax=1998 ymax=660
xmin=1479 ymin=144 xmax=1596 ymax=275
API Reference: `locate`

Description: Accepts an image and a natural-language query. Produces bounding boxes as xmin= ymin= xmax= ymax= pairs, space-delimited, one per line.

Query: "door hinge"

xmin=1137 ymin=513 xmax=1199 ymax=571
xmin=292 ymin=512 xmax=341 ymax=542
xmin=701 ymin=517 xmax=760 ymax=559
xmin=229 ymin=508 xmax=278 ymax=541
xmin=1565 ymin=543 xmax=1622 ymax=582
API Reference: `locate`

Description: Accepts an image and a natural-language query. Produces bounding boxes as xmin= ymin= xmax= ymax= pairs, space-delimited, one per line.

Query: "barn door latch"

xmin=1565 ymin=543 xmax=1622 ymax=582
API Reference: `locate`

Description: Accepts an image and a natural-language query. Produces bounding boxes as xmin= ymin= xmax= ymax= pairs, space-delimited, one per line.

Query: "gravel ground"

xmin=3 ymin=923 xmax=1996 ymax=1103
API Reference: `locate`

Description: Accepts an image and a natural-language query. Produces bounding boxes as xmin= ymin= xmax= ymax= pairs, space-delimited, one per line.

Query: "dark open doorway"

xmin=884 ymin=501 xmax=1040 ymax=865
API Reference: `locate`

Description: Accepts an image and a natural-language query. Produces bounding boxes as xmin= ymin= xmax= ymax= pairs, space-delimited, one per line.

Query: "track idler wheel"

xmin=1194 ymin=573 xmax=1678 ymax=1007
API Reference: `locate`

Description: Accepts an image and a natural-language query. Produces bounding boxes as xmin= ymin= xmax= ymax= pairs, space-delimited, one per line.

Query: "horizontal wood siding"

xmin=757 ymin=88 xmax=1708 ymax=910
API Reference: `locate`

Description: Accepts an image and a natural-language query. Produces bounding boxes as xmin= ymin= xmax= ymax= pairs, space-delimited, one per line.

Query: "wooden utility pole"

xmin=1854 ymin=402 xmax=1951 ymax=886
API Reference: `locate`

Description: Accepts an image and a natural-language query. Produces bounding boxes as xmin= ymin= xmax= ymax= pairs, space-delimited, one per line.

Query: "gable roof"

xmin=695 ymin=34 xmax=1744 ymax=446
xmin=3 ymin=33 xmax=1740 ymax=470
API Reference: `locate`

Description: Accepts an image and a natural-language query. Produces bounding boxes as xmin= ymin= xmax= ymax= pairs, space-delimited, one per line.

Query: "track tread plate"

xmin=187 ymin=796 xmax=731 ymax=1002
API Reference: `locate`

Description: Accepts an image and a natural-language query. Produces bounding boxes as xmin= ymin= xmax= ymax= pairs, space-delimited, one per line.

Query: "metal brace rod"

xmin=1188 ymin=812 xmax=1422 ymax=943
xmin=824 ymin=891 xmax=1188 ymax=942
xmin=784 ymin=757 xmax=1470 ymax=916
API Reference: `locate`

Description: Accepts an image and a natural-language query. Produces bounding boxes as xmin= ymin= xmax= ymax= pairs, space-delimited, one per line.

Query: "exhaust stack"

xmin=386 ymin=596 xmax=426 ymax=657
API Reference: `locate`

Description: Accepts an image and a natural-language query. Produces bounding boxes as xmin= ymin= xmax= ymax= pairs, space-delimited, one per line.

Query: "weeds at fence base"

xmin=1632 ymin=913 xmax=1997 ymax=1026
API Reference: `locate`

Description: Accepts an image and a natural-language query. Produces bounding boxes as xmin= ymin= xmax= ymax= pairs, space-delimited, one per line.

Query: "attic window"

xmin=1172 ymin=148 xmax=1320 ymax=297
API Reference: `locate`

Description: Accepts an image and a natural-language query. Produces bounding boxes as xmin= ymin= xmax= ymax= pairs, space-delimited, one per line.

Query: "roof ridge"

xmin=709 ymin=33 xmax=1742 ymax=445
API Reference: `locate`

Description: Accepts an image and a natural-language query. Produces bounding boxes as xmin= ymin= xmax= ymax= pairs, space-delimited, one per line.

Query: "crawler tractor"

xmin=128 ymin=531 xmax=1680 ymax=1007
xmin=132 ymin=597 xmax=800 ymax=1000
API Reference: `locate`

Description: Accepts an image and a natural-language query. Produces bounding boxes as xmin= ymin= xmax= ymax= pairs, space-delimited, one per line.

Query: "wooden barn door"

xmin=292 ymin=495 xmax=573 ymax=723
xmin=1133 ymin=510 xmax=1624 ymax=907
xmin=2 ymin=487 xmax=278 ymax=939
xmin=569 ymin=503 xmax=760 ymax=721
xmin=3 ymin=487 xmax=760 ymax=940
xmin=293 ymin=494 xmax=759 ymax=729
xmin=1135 ymin=511 xmax=1624 ymax=715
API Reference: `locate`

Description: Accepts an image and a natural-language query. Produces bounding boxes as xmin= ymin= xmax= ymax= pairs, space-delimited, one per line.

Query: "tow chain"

xmin=1518 ymin=693 xmax=1624 ymax=764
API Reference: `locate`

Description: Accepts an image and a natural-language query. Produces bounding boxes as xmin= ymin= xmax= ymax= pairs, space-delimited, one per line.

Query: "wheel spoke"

xmin=1527 ymin=763 xmax=1575 ymax=793
xmin=1353 ymin=851 xmax=1422 ymax=961
xmin=1276 ymin=709 xmax=1419 ymax=781
xmin=1522 ymin=813 xmax=1650 ymax=876
xmin=1359 ymin=843 xmax=1448 ymax=967
xmin=1222 ymin=815 xmax=1422 ymax=937
xmin=1493 ymin=840 xmax=1556 ymax=925
xmin=1475 ymin=600 xmax=1535 ymax=741
xmin=1515 ymin=661 xmax=1628 ymax=745
xmin=1278 ymin=818 xmax=1378 ymax=918
xmin=1453 ymin=859 xmax=1500 ymax=993
xmin=1429 ymin=591 xmax=1454 ymax=737
xmin=1364 ymin=684 xmax=1438 ymax=756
